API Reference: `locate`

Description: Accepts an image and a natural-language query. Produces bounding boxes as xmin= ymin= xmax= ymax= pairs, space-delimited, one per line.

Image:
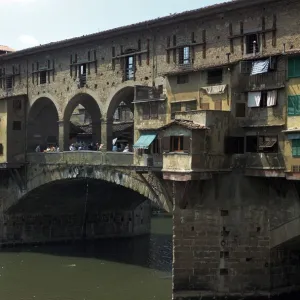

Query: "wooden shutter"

xmin=150 ymin=102 xmax=158 ymax=119
xmin=120 ymin=57 xmax=125 ymax=82
xmin=288 ymin=96 xmax=295 ymax=116
xmin=183 ymin=136 xmax=191 ymax=153
xmin=162 ymin=136 xmax=170 ymax=153
xmin=215 ymin=100 xmax=222 ymax=110
xmin=142 ymin=103 xmax=150 ymax=120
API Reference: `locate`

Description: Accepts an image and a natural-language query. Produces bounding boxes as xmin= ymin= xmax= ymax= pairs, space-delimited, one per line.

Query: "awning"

xmin=133 ymin=133 xmax=156 ymax=149
xmin=287 ymin=133 xmax=300 ymax=140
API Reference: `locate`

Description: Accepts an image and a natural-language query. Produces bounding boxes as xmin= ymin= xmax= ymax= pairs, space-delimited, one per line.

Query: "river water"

xmin=0 ymin=215 xmax=172 ymax=300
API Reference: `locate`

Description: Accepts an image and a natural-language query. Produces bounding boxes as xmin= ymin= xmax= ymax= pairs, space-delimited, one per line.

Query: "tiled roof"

xmin=159 ymin=119 xmax=208 ymax=130
xmin=0 ymin=0 xmax=274 ymax=60
xmin=0 ymin=45 xmax=15 ymax=53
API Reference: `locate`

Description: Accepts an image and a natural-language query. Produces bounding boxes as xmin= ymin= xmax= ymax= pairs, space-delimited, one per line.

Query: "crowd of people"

xmin=35 ymin=141 xmax=132 ymax=153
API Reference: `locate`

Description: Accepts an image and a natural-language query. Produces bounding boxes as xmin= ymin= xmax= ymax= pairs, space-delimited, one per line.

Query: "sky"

xmin=1 ymin=0 xmax=226 ymax=51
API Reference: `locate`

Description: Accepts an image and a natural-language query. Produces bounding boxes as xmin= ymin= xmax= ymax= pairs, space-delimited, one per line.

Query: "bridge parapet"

xmin=26 ymin=151 xmax=134 ymax=166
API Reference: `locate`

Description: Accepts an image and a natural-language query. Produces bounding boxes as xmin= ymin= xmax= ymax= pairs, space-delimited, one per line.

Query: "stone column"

xmin=101 ymin=119 xmax=113 ymax=151
xmin=58 ymin=119 xmax=68 ymax=151
xmin=91 ymin=121 xmax=101 ymax=144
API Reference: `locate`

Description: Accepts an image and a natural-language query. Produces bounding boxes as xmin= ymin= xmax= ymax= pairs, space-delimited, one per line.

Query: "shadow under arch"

xmin=27 ymin=97 xmax=59 ymax=152
xmin=106 ymin=86 xmax=135 ymax=150
xmin=62 ymin=93 xmax=102 ymax=151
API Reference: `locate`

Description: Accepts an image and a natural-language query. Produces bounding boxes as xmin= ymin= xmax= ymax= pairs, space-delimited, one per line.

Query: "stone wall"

xmin=172 ymin=173 xmax=300 ymax=299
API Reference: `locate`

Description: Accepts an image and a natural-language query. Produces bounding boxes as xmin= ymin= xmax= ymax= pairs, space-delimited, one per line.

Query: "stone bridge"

xmin=0 ymin=151 xmax=172 ymax=246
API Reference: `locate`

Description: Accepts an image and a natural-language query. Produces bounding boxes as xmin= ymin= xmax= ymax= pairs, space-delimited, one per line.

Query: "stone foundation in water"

xmin=0 ymin=200 xmax=151 ymax=246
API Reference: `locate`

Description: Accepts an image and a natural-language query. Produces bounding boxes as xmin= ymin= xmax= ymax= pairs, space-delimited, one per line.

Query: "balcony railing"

xmin=245 ymin=153 xmax=285 ymax=170
xmin=244 ymin=71 xmax=286 ymax=91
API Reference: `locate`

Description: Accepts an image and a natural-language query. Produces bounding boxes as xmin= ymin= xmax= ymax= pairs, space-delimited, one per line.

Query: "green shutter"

xmin=292 ymin=140 xmax=300 ymax=157
xmin=288 ymin=57 xmax=300 ymax=78
xmin=288 ymin=96 xmax=295 ymax=115
xmin=288 ymin=59 xmax=295 ymax=78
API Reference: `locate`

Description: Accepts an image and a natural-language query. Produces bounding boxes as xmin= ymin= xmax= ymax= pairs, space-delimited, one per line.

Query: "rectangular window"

xmin=207 ymin=69 xmax=223 ymax=85
xmin=40 ymin=71 xmax=47 ymax=84
xmin=142 ymin=104 xmax=150 ymax=120
xmin=171 ymin=102 xmax=181 ymax=119
xmin=178 ymin=47 xmax=191 ymax=65
xmin=288 ymin=57 xmax=300 ymax=78
xmin=246 ymin=136 xmax=258 ymax=152
xmin=258 ymin=136 xmax=278 ymax=153
xmin=13 ymin=99 xmax=22 ymax=110
xmin=126 ymin=56 xmax=134 ymax=80
xmin=6 ymin=75 xmax=13 ymax=89
xmin=170 ymin=136 xmax=184 ymax=152
xmin=246 ymin=135 xmax=278 ymax=153
xmin=177 ymin=74 xmax=189 ymax=84
xmin=150 ymin=102 xmax=158 ymax=119
xmin=185 ymin=101 xmax=197 ymax=111
xmin=260 ymin=91 xmax=268 ymax=108
xmin=245 ymin=33 xmax=259 ymax=54
xmin=236 ymin=103 xmax=246 ymax=117
xmin=12 ymin=121 xmax=21 ymax=130
xmin=79 ymin=64 xmax=87 ymax=87
xmin=288 ymin=95 xmax=300 ymax=116
xmin=0 ymin=143 xmax=3 ymax=155
xmin=292 ymin=139 xmax=300 ymax=157
xmin=152 ymin=138 xmax=160 ymax=154
xmin=225 ymin=137 xmax=244 ymax=154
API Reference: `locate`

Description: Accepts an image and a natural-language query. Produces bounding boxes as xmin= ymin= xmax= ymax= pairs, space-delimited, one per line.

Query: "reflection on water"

xmin=0 ymin=216 xmax=172 ymax=300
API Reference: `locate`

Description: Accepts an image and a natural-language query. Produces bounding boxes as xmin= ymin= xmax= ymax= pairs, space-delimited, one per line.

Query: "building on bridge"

xmin=2 ymin=0 xmax=300 ymax=299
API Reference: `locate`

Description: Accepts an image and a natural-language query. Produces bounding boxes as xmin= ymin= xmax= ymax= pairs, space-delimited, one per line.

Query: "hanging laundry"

xmin=201 ymin=84 xmax=227 ymax=94
xmin=251 ymin=59 xmax=270 ymax=75
xmin=267 ymin=90 xmax=277 ymax=107
xmin=248 ymin=91 xmax=261 ymax=107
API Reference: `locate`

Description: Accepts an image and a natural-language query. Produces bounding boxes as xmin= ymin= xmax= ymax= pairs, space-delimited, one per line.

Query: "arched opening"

xmin=63 ymin=93 xmax=101 ymax=151
xmin=2 ymin=178 xmax=172 ymax=299
xmin=27 ymin=97 xmax=59 ymax=152
xmin=107 ymin=86 xmax=134 ymax=151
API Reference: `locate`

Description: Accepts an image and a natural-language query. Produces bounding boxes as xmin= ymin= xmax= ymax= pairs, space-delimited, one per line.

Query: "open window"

xmin=258 ymin=136 xmax=278 ymax=153
xmin=225 ymin=137 xmax=244 ymax=154
xmin=178 ymin=46 xmax=191 ymax=65
xmin=245 ymin=34 xmax=259 ymax=55
xmin=246 ymin=135 xmax=278 ymax=153
xmin=126 ymin=55 xmax=135 ymax=80
xmin=79 ymin=64 xmax=87 ymax=87
xmin=207 ymin=69 xmax=223 ymax=85
xmin=6 ymin=75 xmax=13 ymax=89
xmin=40 ymin=71 xmax=47 ymax=84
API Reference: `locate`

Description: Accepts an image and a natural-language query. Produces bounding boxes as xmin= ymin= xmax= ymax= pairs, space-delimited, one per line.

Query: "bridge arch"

xmin=105 ymin=84 xmax=135 ymax=151
xmin=27 ymin=96 xmax=60 ymax=152
xmin=62 ymin=92 xmax=102 ymax=151
xmin=4 ymin=162 xmax=172 ymax=213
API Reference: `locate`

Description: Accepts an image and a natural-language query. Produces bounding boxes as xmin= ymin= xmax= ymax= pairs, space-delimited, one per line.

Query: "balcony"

xmin=242 ymin=71 xmax=286 ymax=91
xmin=245 ymin=153 xmax=286 ymax=177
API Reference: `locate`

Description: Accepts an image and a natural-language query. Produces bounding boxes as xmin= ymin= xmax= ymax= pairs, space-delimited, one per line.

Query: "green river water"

xmin=0 ymin=216 xmax=172 ymax=300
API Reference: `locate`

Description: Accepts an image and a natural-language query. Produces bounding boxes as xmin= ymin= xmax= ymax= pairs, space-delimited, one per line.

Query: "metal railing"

xmin=245 ymin=71 xmax=286 ymax=91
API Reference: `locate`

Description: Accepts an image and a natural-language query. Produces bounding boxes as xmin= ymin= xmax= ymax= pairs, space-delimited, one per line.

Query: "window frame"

xmin=288 ymin=57 xmax=300 ymax=78
xmin=245 ymin=33 xmax=260 ymax=55
xmin=288 ymin=95 xmax=300 ymax=116
xmin=292 ymin=139 xmax=300 ymax=157
xmin=178 ymin=46 xmax=191 ymax=65
xmin=125 ymin=55 xmax=135 ymax=80
xmin=170 ymin=136 xmax=184 ymax=152
xmin=177 ymin=74 xmax=189 ymax=84
xmin=207 ymin=69 xmax=223 ymax=85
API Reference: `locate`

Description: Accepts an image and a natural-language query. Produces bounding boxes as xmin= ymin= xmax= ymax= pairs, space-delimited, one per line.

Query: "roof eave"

xmin=0 ymin=0 xmax=277 ymax=61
